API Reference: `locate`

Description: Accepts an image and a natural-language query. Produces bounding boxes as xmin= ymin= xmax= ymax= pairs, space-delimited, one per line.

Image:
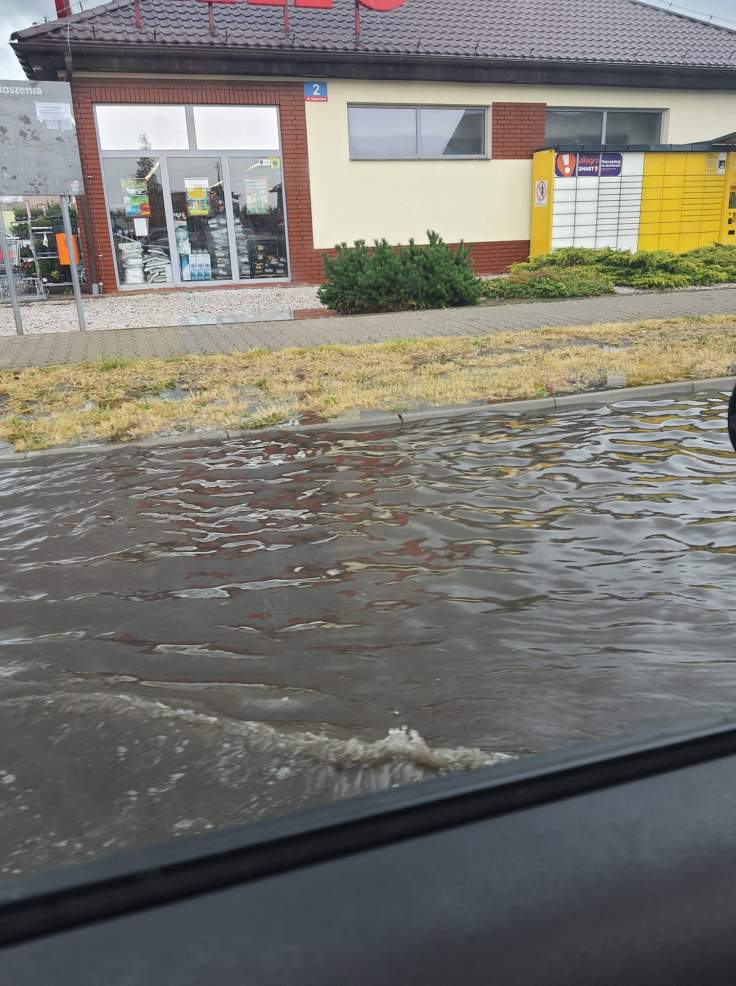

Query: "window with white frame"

xmin=94 ymin=104 xmax=289 ymax=288
xmin=544 ymin=109 xmax=663 ymax=147
xmin=348 ymin=105 xmax=488 ymax=160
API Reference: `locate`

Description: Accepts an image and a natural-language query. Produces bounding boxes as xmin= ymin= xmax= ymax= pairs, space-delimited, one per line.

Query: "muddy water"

xmin=1 ymin=393 xmax=735 ymax=877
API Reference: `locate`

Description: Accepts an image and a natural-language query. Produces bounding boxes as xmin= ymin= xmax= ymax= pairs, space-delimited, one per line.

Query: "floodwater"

xmin=1 ymin=392 xmax=735 ymax=877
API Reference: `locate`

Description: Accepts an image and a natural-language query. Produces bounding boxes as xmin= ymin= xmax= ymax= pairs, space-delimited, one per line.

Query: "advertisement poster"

xmin=600 ymin=153 xmax=623 ymax=177
xmin=184 ymin=178 xmax=209 ymax=216
xmin=244 ymin=176 xmax=270 ymax=214
xmin=120 ymin=178 xmax=151 ymax=218
xmin=34 ymin=101 xmax=74 ymax=130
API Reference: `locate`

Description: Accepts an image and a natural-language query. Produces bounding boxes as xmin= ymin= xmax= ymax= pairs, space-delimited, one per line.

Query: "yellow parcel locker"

xmin=639 ymin=151 xmax=730 ymax=252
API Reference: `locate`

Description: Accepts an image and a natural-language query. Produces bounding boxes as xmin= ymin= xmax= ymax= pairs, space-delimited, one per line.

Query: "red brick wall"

xmin=71 ymin=78 xmax=533 ymax=291
xmin=491 ymin=102 xmax=547 ymax=159
xmin=318 ymin=239 xmax=529 ymax=279
xmin=463 ymin=239 xmax=530 ymax=273
xmin=71 ymin=76 xmax=320 ymax=291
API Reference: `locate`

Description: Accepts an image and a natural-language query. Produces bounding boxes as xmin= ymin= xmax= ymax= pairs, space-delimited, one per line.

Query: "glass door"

xmin=228 ymin=156 xmax=288 ymax=280
xmin=166 ymin=157 xmax=232 ymax=283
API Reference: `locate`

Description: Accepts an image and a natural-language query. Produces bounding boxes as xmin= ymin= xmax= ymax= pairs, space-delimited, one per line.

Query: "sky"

xmin=0 ymin=0 xmax=734 ymax=79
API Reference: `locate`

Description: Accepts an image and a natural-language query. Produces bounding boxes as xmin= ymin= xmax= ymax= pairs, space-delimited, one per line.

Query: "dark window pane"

xmin=229 ymin=156 xmax=288 ymax=280
xmin=545 ymin=110 xmax=603 ymax=146
xmin=348 ymin=107 xmax=417 ymax=158
xmin=102 ymin=156 xmax=173 ymax=286
xmin=419 ymin=108 xmax=485 ymax=157
xmin=605 ymin=111 xmax=661 ymax=144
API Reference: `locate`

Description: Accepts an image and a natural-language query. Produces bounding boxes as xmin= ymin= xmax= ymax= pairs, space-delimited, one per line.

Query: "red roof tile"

xmin=12 ymin=0 xmax=736 ymax=71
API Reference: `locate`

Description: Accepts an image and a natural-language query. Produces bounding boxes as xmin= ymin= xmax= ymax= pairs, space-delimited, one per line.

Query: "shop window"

xmin=193 ymin=107 xmax=280 ymax=151
xmin=102 ymin=156 xmax=173 ymax=286
xmin=97 ymin=102 xmax=290 ymax=287
xmin=95 ymin=105 xmax=188 ymax=151
xmin=348 ymin=105 xmax=487 ymax=159
xmin=545 ymin=108 xmax=662 ymax=147
xmin=229 ymin=156 xmax=288 ymax=279
xmin=167 ymin=157 xmax=232 ymax=282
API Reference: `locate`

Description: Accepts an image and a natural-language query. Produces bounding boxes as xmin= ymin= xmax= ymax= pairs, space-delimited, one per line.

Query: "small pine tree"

xmin=318 ymin=230 xmax=481 ymax=315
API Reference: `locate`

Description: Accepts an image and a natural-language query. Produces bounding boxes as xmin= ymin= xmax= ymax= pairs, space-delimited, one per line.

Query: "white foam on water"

xmin=9 ymin=690 xmax=513 ymax=775
xmin=153 ymin=644 xmax=268 ymax=661
xmin=0 ymin=661 xmax=36 ymax=678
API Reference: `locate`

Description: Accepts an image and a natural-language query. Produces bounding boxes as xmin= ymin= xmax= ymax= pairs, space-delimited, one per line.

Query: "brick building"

xmin=10 ymin=0 xmax=736 ymax=293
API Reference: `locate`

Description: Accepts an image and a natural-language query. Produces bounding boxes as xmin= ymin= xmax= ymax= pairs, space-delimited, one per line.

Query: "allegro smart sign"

xmin=555 ymin=151 xmax=623 ymax=179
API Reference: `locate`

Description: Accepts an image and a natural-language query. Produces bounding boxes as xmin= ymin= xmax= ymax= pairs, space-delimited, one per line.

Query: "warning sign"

xmin=555 ymin=152 xmax=577 ymax=178
xmin=534 ymin=179 xmax=548 ymax=207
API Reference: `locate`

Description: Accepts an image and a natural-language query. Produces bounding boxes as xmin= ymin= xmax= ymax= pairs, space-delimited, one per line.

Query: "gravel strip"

xmin=0 ymin=285 xmax=323 ymax=335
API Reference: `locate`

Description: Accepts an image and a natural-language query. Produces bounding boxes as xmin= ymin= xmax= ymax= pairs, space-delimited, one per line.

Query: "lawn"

xmin=1 ymin=313 xmax=734 ymax=452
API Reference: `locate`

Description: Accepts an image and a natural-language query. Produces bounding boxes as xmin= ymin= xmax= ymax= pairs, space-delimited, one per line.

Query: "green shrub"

xmin=317 ymin=231 xmax=481 ymax=315
xmin=516 ymin=243 xmax=736 ymax=291
xmin=480 ymin=265 xmax=614 ymax=300
xmin=516 ymin=246 xmax=629 ymax=271
xmin=626 ymin=272 xmax=691 ymax=290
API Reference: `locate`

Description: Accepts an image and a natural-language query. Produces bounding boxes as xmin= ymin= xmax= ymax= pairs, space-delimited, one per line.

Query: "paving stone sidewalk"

xmin=1 ymin=287 xmax=735 ymax=369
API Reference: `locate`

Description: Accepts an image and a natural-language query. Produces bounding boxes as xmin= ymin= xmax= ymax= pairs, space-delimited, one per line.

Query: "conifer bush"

xmin=318 ymin=231 xmax=481 ymax=315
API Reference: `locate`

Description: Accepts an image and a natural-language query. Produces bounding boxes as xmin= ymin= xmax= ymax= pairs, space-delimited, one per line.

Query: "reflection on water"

xmin=1 ymin=393 xmax=735 ymax=876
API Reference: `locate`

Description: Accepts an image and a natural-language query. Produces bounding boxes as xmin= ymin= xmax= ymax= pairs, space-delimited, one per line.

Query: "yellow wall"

xmin=305 ymin=79 xmax=736 ymax=249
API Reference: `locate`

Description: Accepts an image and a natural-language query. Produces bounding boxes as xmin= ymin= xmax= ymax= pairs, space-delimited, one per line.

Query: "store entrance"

xmin=167 ymin=157 xmax=232 ymax=282
xmin=98 ymin=103 xmax=290 ymax=290
xmin=165 ymin=155 xmax=289 ymax=285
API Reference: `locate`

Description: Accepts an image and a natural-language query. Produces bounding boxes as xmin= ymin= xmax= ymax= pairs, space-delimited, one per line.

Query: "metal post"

xmin=60 ymin=194 xmax=86 ymax=332
xmin=0 ymin=209 xmax=23 ymax=336
xmin=25 ymin=201 xmax=44 ymax=299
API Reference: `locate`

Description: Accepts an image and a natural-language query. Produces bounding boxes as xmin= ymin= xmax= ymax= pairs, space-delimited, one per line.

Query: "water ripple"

xmin=1 ymin=392 xmax=736 ymax=875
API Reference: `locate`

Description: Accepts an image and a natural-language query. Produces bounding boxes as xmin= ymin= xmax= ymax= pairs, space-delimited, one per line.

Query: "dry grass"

xmin=1 ymin=314 xmax=734 ymax=451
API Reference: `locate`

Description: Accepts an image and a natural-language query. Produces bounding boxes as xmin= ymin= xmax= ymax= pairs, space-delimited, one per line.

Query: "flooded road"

xmin=1 ymin=392 xmax=735 ymax=877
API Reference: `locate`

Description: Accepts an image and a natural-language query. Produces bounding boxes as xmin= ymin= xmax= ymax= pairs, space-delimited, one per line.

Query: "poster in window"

xmin=244 ymin=176 xmax=270 ymax=215
xmin=120 ymin=178 xmax=151 ymax=218
xmin=184 ymin=178 xmax=210 ymax=216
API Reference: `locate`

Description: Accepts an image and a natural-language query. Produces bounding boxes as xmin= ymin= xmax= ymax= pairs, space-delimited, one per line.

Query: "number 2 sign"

xmin=305 ymin=81 xmax=328 ymax=102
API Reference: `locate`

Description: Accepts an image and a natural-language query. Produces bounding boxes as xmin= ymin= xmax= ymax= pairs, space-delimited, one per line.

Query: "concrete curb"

xmin=1 ymin=376 xmax=732 ymax=463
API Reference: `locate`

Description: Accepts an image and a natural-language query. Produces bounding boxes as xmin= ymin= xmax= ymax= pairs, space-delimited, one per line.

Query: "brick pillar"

xmin=491 ymin=102 xmax=547 ymax=160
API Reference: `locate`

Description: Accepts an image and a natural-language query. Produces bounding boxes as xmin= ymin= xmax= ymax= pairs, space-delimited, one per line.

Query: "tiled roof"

xmin=12 ymin=0 xmax=736 ymax=70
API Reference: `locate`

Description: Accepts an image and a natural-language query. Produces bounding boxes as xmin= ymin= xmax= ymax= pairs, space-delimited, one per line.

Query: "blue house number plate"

xmin=304 ymin=81 xmax=328 ymax=102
